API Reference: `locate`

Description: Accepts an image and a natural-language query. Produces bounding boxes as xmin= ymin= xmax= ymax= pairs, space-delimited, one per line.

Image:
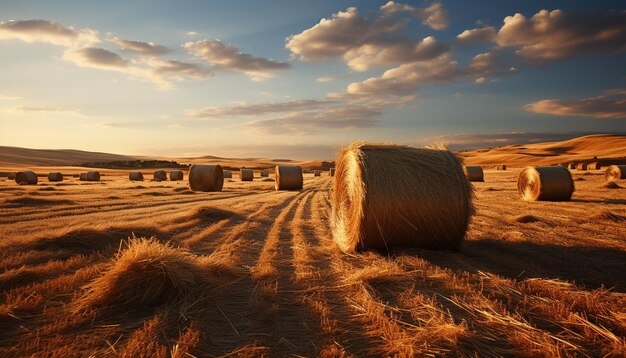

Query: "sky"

xmin=0 ymin=0 xmax=625 ymax=160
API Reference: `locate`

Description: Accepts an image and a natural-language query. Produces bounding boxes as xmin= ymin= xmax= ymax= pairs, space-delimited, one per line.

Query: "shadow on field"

xmin=572 ymin=198 xmax=626 ymax=205
xmin=400 ymin=239 xmax=626 ymax=292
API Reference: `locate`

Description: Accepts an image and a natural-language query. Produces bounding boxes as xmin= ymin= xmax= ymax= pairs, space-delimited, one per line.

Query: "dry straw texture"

xmin=188 ymin=164 xmax=224 ymax=192
xmin=260 ymin=170 xmax=269 ymax=177
xmin=314 ymin=170 xmax=321 ymax=177
xmin=240 ymin=168 xmax=253 ymax=181
xmin=275 ymin=165 xmax=303 ymax=190
xmin=605 ymin=165 xmax=626 ymax=181
xmin=577 ymin=163 xmax=588 ymax=170
xmin=86 ymin=171 xmax=101 ymax=182
xmin=517 ymin=166 xmax=575 ymax=201
xmin=464 ymin=166 xmax=484 ymax=182
xmin=223 ymin=170 xmax=232 ymax=179
xmin=47 ymin=172 xmax=63 ymax=182
xmin=496 ymin=165 xmax=507 ymax=170
xmin=15 ymin=171 xmax=38 ymax=185
xmin=589 ymin=162 xmax=602 ymax=170
xmin=330 ymin=168 xmax=335 ymax=176
xmin=129 ymin=172 xmax=144 ymax=181
xmin=331 ymin=142 xmax=474 ymax=252
xmin=153 ymin=170 xmax=167 ymax=181
xmin=170 ymin=170 xmax=184 ymax=181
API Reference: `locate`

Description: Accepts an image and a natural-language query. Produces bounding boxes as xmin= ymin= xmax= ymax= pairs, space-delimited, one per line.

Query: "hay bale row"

xmin=517 ymin=166 xmax=574 ymax=201
xmin=331 ymin=143 xmax=473 ymax=253
xmin=260 ymin=170 xmax=269 ymax=177
xmin=48 ymin=172 xmax=63 ymax=182
xmin=314 ymin=170 xmax=321 ymax=177
xmin=275 ymin=165 xmax=303 ymax=190
xmin=188 ymin=164 xmax=223 ymax=192
xmin=464 ymin=166 xmax=484 ymax=182
xmin=170 ymin=170 xmax=184 ymax=181
xmin=589 ymin=162 xmax=602 ymax=170
xmin=330 ymin=168 xmax=335 ymax=177
xmin=495 ymin=165 xmax=507 ymax=170
xmin=577 ymin=163 xmax=588 ymax=170
xmin=568 ymin=162 xmax=577 ymax=169
xmin=223 ymin=170 xmax=232 ymax=179
xmin=129 ymin=172 xmax=144 ymax=181
xmin=15 ymin=171 xmax=38 ymax=185
xmin=606 ymin=165 xmax=626 ymax=181
xmin=240 ymin=168 xmax=253 ymax=181
xmin=153 ymin=170 xmax=167 ymax=181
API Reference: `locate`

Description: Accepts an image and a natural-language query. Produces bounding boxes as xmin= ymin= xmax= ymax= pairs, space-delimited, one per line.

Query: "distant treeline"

xmin=78 ymin=160 xmax=189 ymax=169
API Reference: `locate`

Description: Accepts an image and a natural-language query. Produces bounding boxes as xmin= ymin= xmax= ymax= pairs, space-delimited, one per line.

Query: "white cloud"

xmin=316 ymin=76 xmax=336 ymax=83
xmin=525 ymin=89 xmax=626 ymax=119
xmin=110 ymin=37 xmax=170 ymax=56
xmin=456 ymin=26 xmax=497 ymax=44
xmin=3 ymin=105 xmax=83 ymax=116
xmin=188 ymin=99 xmax=330 ymax=119
xmin=0 ymin=94 xmax=23 ymax=101
xmin=186 ymin=31 xmax=198 ymax=37
xmin=380 ymin=1 xmax=450 ymax=30
xmin=0 ymin=19 xmax=99 ymax=47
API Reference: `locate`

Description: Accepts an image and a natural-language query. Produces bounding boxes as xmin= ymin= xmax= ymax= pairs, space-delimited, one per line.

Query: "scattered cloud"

xmin=186 ymin=31 xmax=198 ymax=37
xmin=285 ymin=5 xmax=451 ymax=71
xmin=456 ymin=26 xmax=497 ymax=44
xmin=146 ymin=59 xmax=212 ymax=80
xmin=316 ymin=76 xmax=336 ymax=83
xmin=99 ymin=122 xmax=131 ymax=128
xmin=496 ymin=9 xmax=626 ymax=62
xmin=167 ymin=123 xmax=185 ymax=129
xmin=525 ymin=89 xmax=626 ymax=119
xmin=380 ymin=1 xmax=450 ymax=30
xmin=110 ymin=37 xmax=170 ymax=56
xmin=3 ymin=105 xmax=83 ymax=116
xmin=184 ymin=39 xmax=291 ymax=81
xmin=467 ymin=52 xmax=517 ymax=81
xmin=0 ymin=19 xmax=98 ymax=46
xmin=188 ymin=99 xmax=330 ymax=119
xmin=63 ymin=47 xmax=129 ymax=70
xmin=0 ymin=94 xmax=23 ymax=101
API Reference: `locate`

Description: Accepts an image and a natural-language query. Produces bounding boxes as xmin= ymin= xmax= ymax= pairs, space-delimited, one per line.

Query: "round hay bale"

xmin=15 ymin=171 xmax=38 ymax=185
xmin=275 ymin=165 xmax=303 ymax=190
xmin=605 ymin=165 xmax=626 ymax=181
xmin=331 ymin=143 xmax=473 ymax=252
xmin=86 ymin=171 xmax=101 ymax=181
xmin=260 ymin=170 xmax=269 ymax=177
xmin=576 ymin=163 xmax=588 ymax=170
xmin=153 ymin=170 xmax=167 ymax=181
xmin=7 ymin=172 xmax=16 ymax=180
xmin=464 ymin=166 xmax=484 ymax=182
xmin=496 ymin=164 xmax=507 ymax=170
xmin=330 ymin=168 xmax=335 ymax=177
xmin=48 ymin=172 xmax=63 ymax=182
xmin=188 ymin=164 xmax=223 ymax=192
xmin=314 ymin=170 xmax=321 ymax=177
xmin=170 ymin=170 xmax=184 ymax=181
xmin=79 ymin=173 xmax=87 ymax=181
xmin=129 ymin=172 xmax=144 ymax=181
xmin=517 ymin=166 xmax=574 ymax=202
xmin=568 ymin=162 xmax=577 ymax=169
xmin=589 ymin=162 xmax=601 ymax=170
xmin=223 ymin=170 xmax=232 ymax=179
xmin=240 ymin=168 xmax=253 ymax=181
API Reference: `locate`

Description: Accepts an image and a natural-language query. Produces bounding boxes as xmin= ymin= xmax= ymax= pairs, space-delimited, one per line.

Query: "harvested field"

xmin=0 ymin=168 xmax=625 ymax=357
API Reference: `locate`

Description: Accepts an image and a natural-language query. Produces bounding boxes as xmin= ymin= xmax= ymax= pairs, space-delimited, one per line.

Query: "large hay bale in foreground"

xmin=496 ymin=164 xmax=507 ymax=170
xmin=275 ymin=165 xmax=303 ymax=190
xmin=517 ymin=166 xmax=574 ymax=201
xmin=589 ymin=162 xmax=601 ymax=170
xmin=170 ymin=170 xmax=184 ymax=181
xmin=331 ymin=143 xmax=473 ymax=252
xmin=153 ymin=170 xmax=167 ymax=181
xmin=129 ymin=172 xmax=144 ymax=181
xmin=188 ymin=164 xmax=223 ymax=192
xmin=240 ymin=168 xmax=253 ymax=181
xmin=260 ymin=170 xmax=269 ymax=177
xmin=577 ymin=163 xmax=588 ymax=170
xmin=605 ymin=165 xmax=626 ymax=181
xmin=330 ymin=168 xmax=335 ymax=177
xmin=48 ymin=172 xmax=63 ymax=182
xmin=223 ymin=170 xmax=232 ymax=179
xmin=464 ymin=166 xmax=484 ymax=182
xmin=86 ymin=171 xmax=100 ymax=181
xmin=314 ymin=170 xmax=321 ymax=177
xmin=15 ymin=171 xmax=38 ymax=185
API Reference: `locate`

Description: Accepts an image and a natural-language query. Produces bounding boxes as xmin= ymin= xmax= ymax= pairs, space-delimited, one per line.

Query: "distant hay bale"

xmin=589 ymin=162 xmax=601 ymax=170
xmin=86 ymin=171 xmax=101 ymax=181
xmin=153 ymin=170 xmax=167 ymax=181
xmin=223 ymin=170 xmax=232 ymax=178
xmin=605 ymin=165 xmax=626 ymax=181
xmin=79 ymin=173 xmax=87 ymax=181
xmin=260 ymin=169 xmax=269 ymax=177
xmin=568 ymin=162 xmax=577 ymax=169
xmin=15 ymin=171 xmax=38 ymax=185
xmin=464 ymin=166 xmax=484 ymax=182
xmin=170 ymin=170 xmax=184 ymax=181
xmin=48 ymin=172 xmax=63 ymax=182
xmin=129 ymin=172 xmax=144 ymax=181
xmin=275 ymin=165 xmax=303 ymax=191
xmin=576 ymin=163 xmax=588 ymax=170
xmin=188 ymin=164 xmax=224 ymax=192
xmin=314 ymin=170 xmax=321 ymax=177
xmin=240 ymin=168 xmax=253 ymax=181
xmin=7 ymin=172 xmax=16 ymax=180
xmin=331 ymin=143 xmax=473 ymax=252
xmin=517 ymin=166 xmax=574 ymax=202
xmin=330 ymin=168 xmax=335 ymax=177
xmin=495 ymin=165 xmax=507 ymax=170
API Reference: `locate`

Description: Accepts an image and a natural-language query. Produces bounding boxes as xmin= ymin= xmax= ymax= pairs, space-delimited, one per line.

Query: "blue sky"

xmin=0 ymin=1 xmax=624 ymax=159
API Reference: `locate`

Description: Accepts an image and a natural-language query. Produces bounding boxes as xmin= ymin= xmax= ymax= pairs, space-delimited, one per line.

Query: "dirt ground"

xmin=0 ymin=168 xmax=625 ymax=357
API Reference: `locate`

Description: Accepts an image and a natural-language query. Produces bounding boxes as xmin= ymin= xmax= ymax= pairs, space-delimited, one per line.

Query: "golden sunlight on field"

xmin=0 ymin=161 xmax=625 ymax=356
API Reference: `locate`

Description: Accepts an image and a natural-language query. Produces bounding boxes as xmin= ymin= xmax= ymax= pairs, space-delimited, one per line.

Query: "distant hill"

xmin=0 ymin=146 xmax=142 ymax=166
xmin=461 ymin=134 xmax=626 ymax=166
